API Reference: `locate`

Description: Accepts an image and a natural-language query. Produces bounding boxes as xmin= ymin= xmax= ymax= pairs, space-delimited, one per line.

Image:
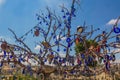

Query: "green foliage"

xmin=75 ymin=42 xmax=85 ymax=54
xmin=86 ymin=40 xmax=98 ymax=48
xmin=75 ymin=39 xmax=98 ymax=55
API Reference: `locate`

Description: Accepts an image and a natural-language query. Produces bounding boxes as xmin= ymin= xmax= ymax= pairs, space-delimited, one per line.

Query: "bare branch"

xmin=8 ymin=28 xmax=32 ymax=53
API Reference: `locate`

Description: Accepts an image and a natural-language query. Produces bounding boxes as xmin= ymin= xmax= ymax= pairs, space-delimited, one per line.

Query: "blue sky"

xmin=0 ymin=0 xmax=120 ymax=57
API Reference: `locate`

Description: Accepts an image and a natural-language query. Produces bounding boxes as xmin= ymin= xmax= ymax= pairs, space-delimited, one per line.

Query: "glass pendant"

xmin=0 ymin=63 xmax=3 ymax=67
xmin=77 ymin=26 xmax=84 ymax=33
xmin=57 ymin=48 xmax=60 ymax=52
xmin=63 ymin=49 xmax=66 ymax=51
xmin=10 ymin=55 xmax=13 ymax=58
xmin=4 ymin=50 xmax=6 ymax=58
xmin=66 ymin=12 xmax=69 ymax=15
xmin=116 ymin=36 xmax=120 ymax=42
xmin=114 ymin=27 xmax=120 ymax=33
xmin=66 ymin=38 xmax=71 ymax=43
xmin=81 ymin=54 xmax=85 ymax=59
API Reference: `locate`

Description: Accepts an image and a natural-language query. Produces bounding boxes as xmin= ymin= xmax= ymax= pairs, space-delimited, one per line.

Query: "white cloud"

xmin=56 ymin=35 xmax=66 ymax=41
xmin=0 ymin=36 xmax=13 ymax=43
xmin=106 ymin=18 xmax=120 ymax=25
xmin=0 ymin=0 xmax=5 ymax=6
xmin=34 ymin=45 xmax=41 ymax=50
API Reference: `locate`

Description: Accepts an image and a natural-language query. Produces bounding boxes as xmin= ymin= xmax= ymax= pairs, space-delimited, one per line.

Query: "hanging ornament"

xmin=85 ymin=59 xmax=88 ymax=66
xmin=77 ymin=26 xmax=84 ymax=33
xmin=88 ymin=56 xmax=93 ymax=62
xmin=59 ymin=59 xmax=62 ymax=63
xmin=34 ymin=29 xmax=39 ymax=37
xmin=96 ymin=45 xmax=101 ymax=52
xmin=44 ymin=59 xmax=47 ymax=62
xmin=63 ymin=15 xmax=66 ymax=18
xmin=46 ymin=23 xmax=48 ymax=25
xmin=54 ymin=56 xmax=58 ymax=60
xmin=63 ymin=49 xmax=66 ymax=52
xmin=53 ymin=35 xmax=56 ymax=39
xmin=116 ymin=35 xmax=120 ymax=42
xmin=68 ymin=43 xmax=71 ymax=47
xmin=55 ymin=41 xmax=59 ymax=44
xmin=114 ymin=27 xmax=120 ymax=33
xmin=112 ymin=55 xmax=116 ymax=61
xmin=18 ymin=58 xmax=21 ymax=63
xmin=105 ymin=55 xmax=109 ymax=60
xmin=51 ymin=52 xmax=54 ymax=55
xmin=81 ymin=54 xmax=85 ymax=59
xmin=105 ymin=62 xmax=110 ymax=71
xmin=102 ymin=31 xmax=106 ymax=36
xmin=61 ymin=9 xmax=64 ymax=12
xmin=66 ymin=12 xmax=69 ymax=15
xmin=10 ymin=55 xmax=13 ymax=58
xmin=66 ymin=38 xmax=71 ymax=43
xmin=77 ymin=58 xmax=81 ymax=65
xmin=48 ymin=13 xmax=51 ymax=19
xmin=1 ymin=42 xmax=7 ymax=50
xmin=57 ymin=48 xmax=60 ymax=52
xmin=4 ymin=50 xmax=6 ymax=58
xmin=51 ymin=33 xmax=54 ymax=35
xmin=42 ymin=41 xmax=50 ymax=48
xmin=39 ymin=49 xmax=43 ymax=54
xmin=103 ymin=60 xmax=106 ymax=63
xmin=22 ymin=68 xmax=25 ymax=74
xmin=75 ymin=37 xmax=80 ymax=45
xmin=0 ymin=62 xmax=3 ymax=67
xmin=109 ymin=56 xmax=113 ymax=60
xmin=37 ymin=17 xmax=40 ymax=20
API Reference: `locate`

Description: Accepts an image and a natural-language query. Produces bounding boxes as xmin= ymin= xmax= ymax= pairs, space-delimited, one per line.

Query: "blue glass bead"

xmin=68 ymin=44 xmax=71 ymax=47
xmin=51 ymin=33 xmax=53 ymax=35
xmin=63 ymin=49 xmax=66 ymax=51
xmin=66 ymin=38 xmax=71 ymax=43
xmin=103 ymin=60 xmax=106 ymax=63
xmin=55 ymin=41 xmax=59 ymax=44
xmin=48 ymin=14 xmax=51 ymax=18
xmin=105 ymin=62 xmax=110 ymax=71
xmin=51 ymin=52 xmax=54 ymax=55
xmin=85 ymin=59 xmax=88 ymax=65
xmin=0 ymin=63 xmax=3 ymax=67
xmin=68 ymin=16 xmax=71 ymax=22
xmin=39 ymin=49 xmax=42 ymax=53
xmin=81 ymin=54 xmax=85 ymax=59
xmin=109 ymin=56 xmax=113 ymax=60
xmin=4 ymin=51 xmax=6 ymax=57
xmin=61 ymin=9 xmax=64 ymax=12
xmin=63 ymin=16 xmax=66 ymax=18
xmin=66 ymin=12 xmax=69 ymax=15
xmin=58 ymin=24 xmax=61 ymax=27
xmin=37 ymin=17 xmax=39 ymax=20
xmin=59 ymin=59 xmax=62 ymax=62
xmin=116 ymin=36 xmax=120 ymax=42
xmin=44 ymin=59 xmax=47 ymax=62
xmin=114 ymin=27 xmax=120 ymax=33
xmin=57 ymin=48 xmax=60 ymax=52
xmin=53 ymin=35 xmax=56 ymax=39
